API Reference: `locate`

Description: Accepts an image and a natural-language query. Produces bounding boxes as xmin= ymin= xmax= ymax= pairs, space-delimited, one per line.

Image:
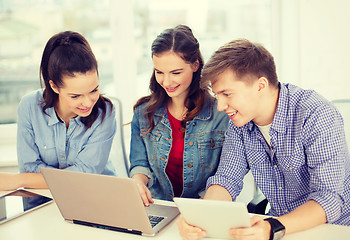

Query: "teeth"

xmin=228 ymin=111 xmax=237 ymax=116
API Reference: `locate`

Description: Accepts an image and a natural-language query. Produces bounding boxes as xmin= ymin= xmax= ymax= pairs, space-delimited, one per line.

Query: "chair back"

xmin=332 ymin=99 xmax=350 ymax=150
xmin=108 ymin=97 xmax=129 ymax=177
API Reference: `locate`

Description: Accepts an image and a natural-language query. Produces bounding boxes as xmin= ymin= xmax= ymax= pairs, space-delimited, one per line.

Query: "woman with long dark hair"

xmin=0 ymin=31 xmax=116 ymax=190
xmin=129 ymin=25 xmax=229 ymax=205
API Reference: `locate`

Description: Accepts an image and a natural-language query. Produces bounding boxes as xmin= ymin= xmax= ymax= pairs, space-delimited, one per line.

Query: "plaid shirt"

xmin=207 ymin=83 xmax=350 ymax=225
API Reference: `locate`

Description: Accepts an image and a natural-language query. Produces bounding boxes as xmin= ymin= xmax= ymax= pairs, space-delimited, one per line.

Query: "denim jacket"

xmin=129 ymin=97 xmax=229 ymax=201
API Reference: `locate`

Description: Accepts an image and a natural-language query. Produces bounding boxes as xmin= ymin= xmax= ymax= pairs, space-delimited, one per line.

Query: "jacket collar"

xmin=154 ymin=97 xmax=214 ymax=121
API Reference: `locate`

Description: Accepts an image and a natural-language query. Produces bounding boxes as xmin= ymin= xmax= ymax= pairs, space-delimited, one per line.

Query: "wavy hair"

xmin=40 ymin=31 xmax=112 ymax=129
xmin=134 ymin=25 xmax=208 ymax=134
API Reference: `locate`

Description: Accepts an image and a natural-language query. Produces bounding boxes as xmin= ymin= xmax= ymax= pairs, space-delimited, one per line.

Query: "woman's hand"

xmin=132 ymin=173 xmax=154 ymax=206
xmin=176 ymin=215 xmax=206 ymax=240
xmin=229 ymin=215 xmax=271 ymax=240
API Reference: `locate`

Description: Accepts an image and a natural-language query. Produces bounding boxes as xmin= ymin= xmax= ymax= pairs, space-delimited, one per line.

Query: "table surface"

xmin=1 ymin=189 xmax=349 ymax=240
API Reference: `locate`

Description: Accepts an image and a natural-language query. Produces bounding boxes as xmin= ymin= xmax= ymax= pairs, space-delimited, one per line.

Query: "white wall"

xmin=278 ymin=0 xmax=350 ymax=101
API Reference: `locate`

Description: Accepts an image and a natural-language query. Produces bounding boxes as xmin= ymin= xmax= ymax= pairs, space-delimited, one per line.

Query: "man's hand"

xmin=229 ymin=215 xmax=271 ymax=240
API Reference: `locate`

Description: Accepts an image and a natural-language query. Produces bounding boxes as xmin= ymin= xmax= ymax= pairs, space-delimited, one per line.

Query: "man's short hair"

xmin=201 ymin=39 xmax=278 ymax=89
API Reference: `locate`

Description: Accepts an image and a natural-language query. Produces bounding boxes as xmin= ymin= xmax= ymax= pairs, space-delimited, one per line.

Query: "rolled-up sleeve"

xmin=304 ymin=105 xmax=348 ymax=223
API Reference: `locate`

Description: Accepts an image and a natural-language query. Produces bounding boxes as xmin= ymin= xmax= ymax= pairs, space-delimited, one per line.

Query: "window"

xmin=0 ymin=0 xmax=275 ymax=167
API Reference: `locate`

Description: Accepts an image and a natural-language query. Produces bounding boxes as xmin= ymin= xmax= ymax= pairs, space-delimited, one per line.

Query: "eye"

xmin=155 ymin=71 xmax=163 ymax=75
xmin=223 ymin=93 xmax=231 ymax=97
xmin=71 ymin=95 xmax=79 ymax=99
xmin=172 ymin=72 xmax=181 ymax=75
xmin=91 ymin=88 xmax=98 ymax=93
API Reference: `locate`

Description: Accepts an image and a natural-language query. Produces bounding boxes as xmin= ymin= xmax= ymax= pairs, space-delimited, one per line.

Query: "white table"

xmin=1 ymin=189 xmax=349 ymax=240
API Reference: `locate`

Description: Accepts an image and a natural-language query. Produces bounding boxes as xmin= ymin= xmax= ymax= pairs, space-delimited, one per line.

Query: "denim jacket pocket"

xmin=198 ymin=131 xmax=225 ymax=171
xmin=141 ymin=130 xmax=162 ymax=162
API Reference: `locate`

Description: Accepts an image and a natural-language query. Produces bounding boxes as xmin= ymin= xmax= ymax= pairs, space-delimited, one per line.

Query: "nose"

xmin=81 ymin=96 xmax=93 ymax=107
xmin=216 ymin=96 xmax=227 ymax=112
xmin=162 ymin=74 xmax=171 ymax=87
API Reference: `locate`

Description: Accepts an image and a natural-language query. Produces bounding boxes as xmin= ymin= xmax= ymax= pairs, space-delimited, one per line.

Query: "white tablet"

xmin=174 ymin=198 xmax=251 ymax=239
xmin=0 ymin=189 xmax=53 ymax=224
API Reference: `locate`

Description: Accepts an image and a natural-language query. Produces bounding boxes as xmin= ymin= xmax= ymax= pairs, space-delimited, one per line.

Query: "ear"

xmin=257 ymin=77 xmax=269 ymax=92
xmin=191 ymin=60 xmax=200 ymax=72
xmin=49 ymin=80 xmax=59 ymax=94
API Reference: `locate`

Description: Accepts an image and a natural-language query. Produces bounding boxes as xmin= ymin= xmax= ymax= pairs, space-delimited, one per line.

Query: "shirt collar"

xmin=247 ymin=83 xmax=288 ymax=134
xmin=271 ymin=82 xmax=288 ymax=134
xmin=46 ymin=106 xmax=84 ymax=127
xmin=47 ymin=107 xmax=61 ymax=126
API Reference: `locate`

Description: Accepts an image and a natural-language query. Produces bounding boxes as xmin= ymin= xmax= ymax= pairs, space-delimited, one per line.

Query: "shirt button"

xmin=188 ymin=184 xmax=193 ymax=188
xmin=193 ymin=122 xmax=196 ymax=126
xmin=187 ymin=163 xmax=193 ymax=168
xmin=274 ymin=165 xmax=278 ymax=168
xmin=61 ymin=156 xmax=65 ymax=160
xmin=249 ymin=160 xmax=253 ymax=164
xmin=43 ymin=146 xmax=47 ymax=149
xmin=189 ymin=141 xmax=194 ymax=146
xmin=69 ymin=128 xmax=72 ymax=131
xmin=289 ymin=166 xmax=294 ymax=171
xmin=278 ymin=186 xmax=282 ymax=190
xmin=283 ymin=210 xmax=288 ymax=213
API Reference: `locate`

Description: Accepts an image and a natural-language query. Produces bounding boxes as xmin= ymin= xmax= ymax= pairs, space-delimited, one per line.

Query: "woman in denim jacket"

xmin=130 ymin=25 xmax=229 ymax=205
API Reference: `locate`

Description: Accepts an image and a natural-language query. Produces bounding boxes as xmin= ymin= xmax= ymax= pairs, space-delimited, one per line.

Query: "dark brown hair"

xmin=134 ymin=25 xmax=209 ymax=134
xmin=201 ymin=38 xmax=278 ymax=89
xmin=40 ymin=31 xmax=112 ymax=128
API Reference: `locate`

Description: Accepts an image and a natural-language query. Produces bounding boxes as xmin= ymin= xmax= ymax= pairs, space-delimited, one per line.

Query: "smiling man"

xmin=177 ymin=39 xmax=350 ymax=240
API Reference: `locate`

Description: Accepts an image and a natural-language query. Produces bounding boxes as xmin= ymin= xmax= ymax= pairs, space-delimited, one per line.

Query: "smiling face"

xmin=153 ymin=51 xmax=199 ymax=102
xmin=49 ymin=70 xmax=100 ymax=123
xmin=211 ymin=69 xmax=264 ymax=127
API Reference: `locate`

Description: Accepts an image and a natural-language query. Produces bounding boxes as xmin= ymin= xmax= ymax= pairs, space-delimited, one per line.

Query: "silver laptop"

xmin=41 ymin=168 xmax=179 ymax=236
xmin=174 ymin=197 xmax=251 ymax=239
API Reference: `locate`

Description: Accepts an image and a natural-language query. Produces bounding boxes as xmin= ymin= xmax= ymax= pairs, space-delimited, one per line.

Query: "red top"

xmin=166 ymin=109 xmax=184 ymax=197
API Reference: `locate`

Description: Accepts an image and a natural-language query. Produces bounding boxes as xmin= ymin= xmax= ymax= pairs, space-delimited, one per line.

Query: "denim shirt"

xmin=17 ymin=90 xmax=116 ymax=175
xmin=129 ymin=97 xmax=229 ymax=201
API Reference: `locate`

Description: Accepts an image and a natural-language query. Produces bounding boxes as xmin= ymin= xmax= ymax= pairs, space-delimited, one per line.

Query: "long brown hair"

xmin=40 ymin=31 xmax=112 ymax=129
xmin=134 ymin=25 xmax=209 ymax=134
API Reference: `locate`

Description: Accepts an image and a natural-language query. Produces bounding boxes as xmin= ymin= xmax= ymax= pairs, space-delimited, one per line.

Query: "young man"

xmin=177 ymin=39 xmax=350 ymax=240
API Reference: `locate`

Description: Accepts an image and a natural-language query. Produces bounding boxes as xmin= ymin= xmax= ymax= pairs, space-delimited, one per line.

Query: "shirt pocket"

xmin=277 ymin=148 xmax=309 ymax=198
xmin=35 ymin=138 xmax=58 ymax=166
xmin=198 ymin=131 xmax=225 ymax=171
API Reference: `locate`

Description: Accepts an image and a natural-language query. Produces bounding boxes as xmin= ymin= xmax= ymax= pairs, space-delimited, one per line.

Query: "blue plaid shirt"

xmin=207 ymin=83 xmax=350 ymax=225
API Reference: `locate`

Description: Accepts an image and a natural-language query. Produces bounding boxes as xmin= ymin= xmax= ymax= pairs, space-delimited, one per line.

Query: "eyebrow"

xmin=68 ymin=85 xmax=99 ymax=96
xmin=154 ymin=68 xmax=184 ymax=73
xmin=214 ymin=89 xmax=229 ymax=94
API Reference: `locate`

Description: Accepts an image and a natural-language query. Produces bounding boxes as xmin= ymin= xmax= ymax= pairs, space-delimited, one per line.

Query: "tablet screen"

xmin=0 ymin=189 xmax=53 ymax=224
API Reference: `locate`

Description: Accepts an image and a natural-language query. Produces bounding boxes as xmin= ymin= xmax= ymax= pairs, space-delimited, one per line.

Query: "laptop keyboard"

xmin=148 ymin=215 xmax=165 ymax=228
